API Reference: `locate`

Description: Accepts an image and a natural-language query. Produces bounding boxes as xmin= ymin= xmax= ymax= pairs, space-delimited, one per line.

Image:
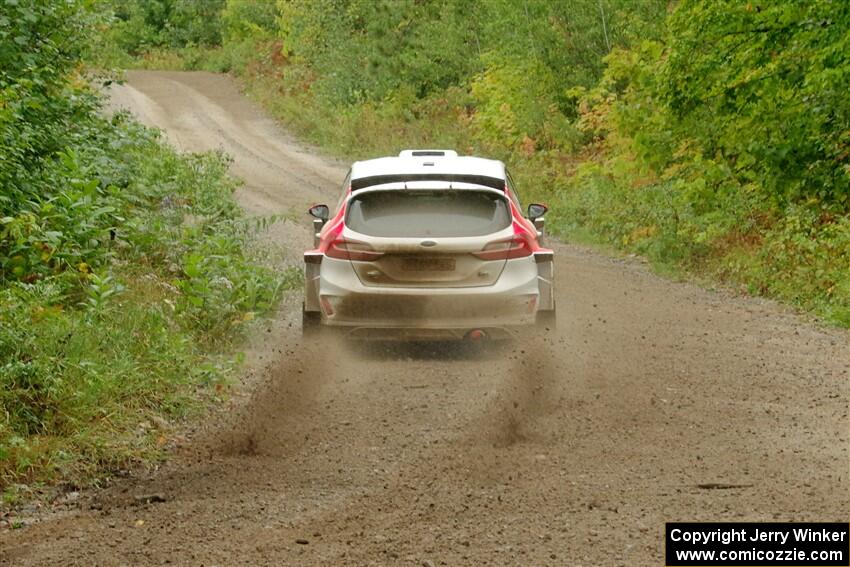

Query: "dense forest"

xmin=107 ymin=0 xmax=850 ymax=324
xmin=2 ymin=0 xmax=848 ymax=491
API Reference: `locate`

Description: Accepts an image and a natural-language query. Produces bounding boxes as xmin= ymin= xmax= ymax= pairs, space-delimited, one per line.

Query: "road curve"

xmin=1 ymin=70 xmax=847 ymax=566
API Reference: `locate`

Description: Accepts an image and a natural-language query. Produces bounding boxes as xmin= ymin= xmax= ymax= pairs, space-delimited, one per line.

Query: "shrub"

xmin=1 ymin=0 xmax=293 ymax=488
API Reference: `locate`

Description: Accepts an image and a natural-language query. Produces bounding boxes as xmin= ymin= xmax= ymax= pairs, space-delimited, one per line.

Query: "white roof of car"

xmin=350 ymin=150 xmax=506 ymax=184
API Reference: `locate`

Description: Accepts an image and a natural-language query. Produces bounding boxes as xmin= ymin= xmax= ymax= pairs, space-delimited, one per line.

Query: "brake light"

xmin=325 ymin=237 xmax=384 ymax=261
xmin=474 ymin=224 xmax=534 ymax=260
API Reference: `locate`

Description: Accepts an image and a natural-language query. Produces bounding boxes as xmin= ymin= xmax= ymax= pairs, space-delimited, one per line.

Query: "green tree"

xmin=662 ymin=0 xmax=850 ymax=206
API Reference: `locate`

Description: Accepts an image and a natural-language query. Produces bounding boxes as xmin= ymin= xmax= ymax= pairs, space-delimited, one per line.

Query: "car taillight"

xmin=325 ymin=237 xmax=384 ymax=261
xmin=474 ymin=225 xmax=534 ymax=260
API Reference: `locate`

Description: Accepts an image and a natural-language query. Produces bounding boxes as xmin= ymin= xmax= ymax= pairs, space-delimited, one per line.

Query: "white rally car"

xmin=302 ymin=150 xmax=555 ymax=340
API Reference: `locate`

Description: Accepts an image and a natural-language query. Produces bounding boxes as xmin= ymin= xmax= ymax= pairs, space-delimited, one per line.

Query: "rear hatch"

xmin=337 ymin=189 xmax=514 ymax=288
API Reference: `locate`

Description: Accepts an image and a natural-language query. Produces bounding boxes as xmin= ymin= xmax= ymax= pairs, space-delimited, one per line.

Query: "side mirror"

xmin=308 ymin=205 xmax=329 ymax=247
xmin=527 ymin=203 xmax=548 ymax=221
xmin=308 ymin=204 xmax=329 ymax=221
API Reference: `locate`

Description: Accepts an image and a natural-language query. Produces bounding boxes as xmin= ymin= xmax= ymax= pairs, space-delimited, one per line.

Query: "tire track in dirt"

xmin=1 ymin=70 xmax=847 ymax=567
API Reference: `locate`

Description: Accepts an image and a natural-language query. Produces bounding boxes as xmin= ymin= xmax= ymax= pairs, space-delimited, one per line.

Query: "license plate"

xmin=401 ymin=257 xmax=456 ymax=272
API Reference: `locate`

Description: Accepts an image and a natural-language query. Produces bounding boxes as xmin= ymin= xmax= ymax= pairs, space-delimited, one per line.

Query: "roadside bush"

xmin=106 ymin=0 xmax=225 ymax=55
xmin=554 ymin=0 xmax=850 ymax=323
xmin=0 ymin=0 xmax=292 ymax=488
xmin=0 ymin=278 xmax=212 ymax=482
xmin=0 ymin=111 xmax=290 ymax=486
xmin=221 ymin=0 xmax=277 ymax=43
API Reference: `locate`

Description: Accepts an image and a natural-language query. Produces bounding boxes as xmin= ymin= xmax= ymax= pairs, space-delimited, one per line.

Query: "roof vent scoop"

xmin=399 ymin=149 xmax=458 ymax=158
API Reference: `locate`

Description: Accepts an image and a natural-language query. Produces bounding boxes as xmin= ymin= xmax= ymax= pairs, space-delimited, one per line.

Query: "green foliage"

xmin=221 ymin=0 xmax=278 ymax=42
xmin=1 ymin=0 xmax=293 ymax=488
xmin=0 ymin=275 xmax=236 ymax=483
xmin=559 ymin=0 xmax=850 ymax=323
xmin=0 ymin=111 xmax=290 ymax=485
xmin=478 ymin=0 xmax=665 ymax=97
xmin=724 ymin=207 xmax=850 ymax=324
xmin=469 ymin=56 xmax=581 ymax=152
xmin=662 ymin=0 xmax=850 ymax=206
xmin=1 ymin=1 xmax=99 ymax=199
xmin=105 ymin=0 xmax=225 ymax=55
xmin=277 ymin=0 xmax=484 ymax=105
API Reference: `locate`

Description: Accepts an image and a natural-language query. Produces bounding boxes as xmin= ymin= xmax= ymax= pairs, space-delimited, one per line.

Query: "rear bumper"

xmin=313 ymin=256 xmax=541 ymax=333
xmin=339 ymin=326 xmax=521 ymax=341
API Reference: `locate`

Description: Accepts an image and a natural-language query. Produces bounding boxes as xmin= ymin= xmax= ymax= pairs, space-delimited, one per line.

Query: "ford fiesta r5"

xmin=302 ymin=149 xmax=555 ymax=341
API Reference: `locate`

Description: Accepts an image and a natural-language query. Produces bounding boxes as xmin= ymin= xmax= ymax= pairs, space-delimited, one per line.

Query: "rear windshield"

xmin=346 ymin=190 xmax=511 ymax=237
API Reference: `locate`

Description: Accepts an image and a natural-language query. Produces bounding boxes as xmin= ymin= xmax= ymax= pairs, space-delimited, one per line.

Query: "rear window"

xmin=346 ymin=190 xmax=511 ymax=237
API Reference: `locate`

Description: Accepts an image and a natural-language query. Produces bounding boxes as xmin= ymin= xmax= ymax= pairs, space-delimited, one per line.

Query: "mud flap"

xmin=534 ymin=251 xmax=555 ymax=312
xmin=304 ymin=252 xmax=323 ymax=312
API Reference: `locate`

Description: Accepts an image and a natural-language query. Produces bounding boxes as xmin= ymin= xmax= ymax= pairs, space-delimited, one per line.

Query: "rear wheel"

xmin=302 ymin=303 xmax=322 ymax=337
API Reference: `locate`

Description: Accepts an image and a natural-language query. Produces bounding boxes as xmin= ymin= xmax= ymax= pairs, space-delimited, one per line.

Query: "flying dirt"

xmin=1 ymin=71 xmax=847 ymax=566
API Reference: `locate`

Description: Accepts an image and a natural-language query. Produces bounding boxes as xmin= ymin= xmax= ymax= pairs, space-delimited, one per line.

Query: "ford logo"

xmin=420 ymin=240 xmax=437 ymax=247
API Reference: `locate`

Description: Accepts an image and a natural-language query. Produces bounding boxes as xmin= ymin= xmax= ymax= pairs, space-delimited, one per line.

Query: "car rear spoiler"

xmin=350 ymin=173 xmax=505 ymax=192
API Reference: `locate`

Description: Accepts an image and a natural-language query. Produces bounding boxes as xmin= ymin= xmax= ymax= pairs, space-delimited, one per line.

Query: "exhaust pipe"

xmin=465 ymin=329 xmax=487 ymax=341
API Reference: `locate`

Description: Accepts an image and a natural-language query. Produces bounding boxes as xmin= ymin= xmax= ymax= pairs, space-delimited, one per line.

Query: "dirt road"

xmin=2 ymin=71 xmax=847 ymax=566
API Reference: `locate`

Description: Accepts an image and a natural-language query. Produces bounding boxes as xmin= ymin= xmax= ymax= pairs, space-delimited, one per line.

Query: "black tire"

xmin=302 ymin=303 xmax=322 ymax=337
